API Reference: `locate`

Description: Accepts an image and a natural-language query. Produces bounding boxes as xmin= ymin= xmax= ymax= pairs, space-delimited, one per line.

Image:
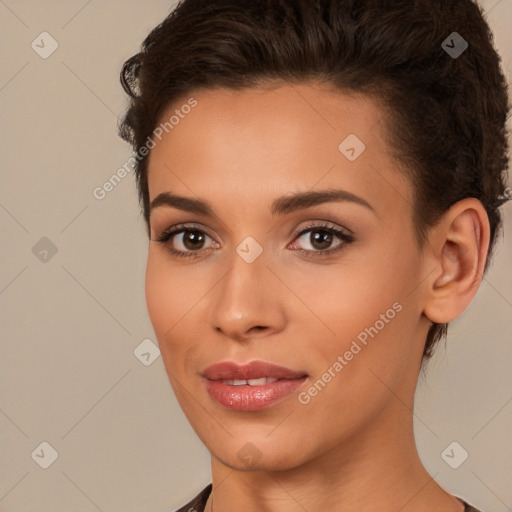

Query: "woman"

xmin=118 ymin=0 xmax=510 ymax=510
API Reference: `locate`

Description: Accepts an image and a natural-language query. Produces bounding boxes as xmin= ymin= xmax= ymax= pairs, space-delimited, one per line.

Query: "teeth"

xmin=247 ymin=377 xmax=267 ymax=386
xmin=221 ymin=377 xmax=279 ymax=386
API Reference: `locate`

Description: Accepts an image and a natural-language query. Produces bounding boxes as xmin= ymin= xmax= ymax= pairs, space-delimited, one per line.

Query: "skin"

xmin=145 ymin=82 xmax=490 ymax=512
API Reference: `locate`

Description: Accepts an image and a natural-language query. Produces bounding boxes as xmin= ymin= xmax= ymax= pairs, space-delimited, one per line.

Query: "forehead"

xmin=146 ymin=83 xmax=412 ymax=219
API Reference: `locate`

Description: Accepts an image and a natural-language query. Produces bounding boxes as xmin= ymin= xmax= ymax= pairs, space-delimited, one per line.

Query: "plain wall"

xmin=1 ymin=1 xmax=511 ymax=511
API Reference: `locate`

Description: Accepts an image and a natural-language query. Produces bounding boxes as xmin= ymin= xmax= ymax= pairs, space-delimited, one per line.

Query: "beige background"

xmin=0 ymin=1 xmax=511 ymax=511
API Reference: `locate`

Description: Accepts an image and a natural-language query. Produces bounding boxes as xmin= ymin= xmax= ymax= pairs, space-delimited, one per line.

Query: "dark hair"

xmin=118 ymin=0 xmax=510 ymax=359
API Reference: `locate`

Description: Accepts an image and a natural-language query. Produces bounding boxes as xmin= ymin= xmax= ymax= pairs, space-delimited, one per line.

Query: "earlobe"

xmin=423 ymin=198 xmax=490 ymax=324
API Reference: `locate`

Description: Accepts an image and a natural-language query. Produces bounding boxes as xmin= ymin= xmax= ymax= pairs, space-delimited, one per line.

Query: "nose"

xmin=208 ymin=248 xmax=287 ymax=343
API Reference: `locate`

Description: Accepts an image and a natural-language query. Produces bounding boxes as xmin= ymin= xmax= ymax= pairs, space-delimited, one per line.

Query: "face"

xmin=145 ymin=83 xmax=433 ymax=472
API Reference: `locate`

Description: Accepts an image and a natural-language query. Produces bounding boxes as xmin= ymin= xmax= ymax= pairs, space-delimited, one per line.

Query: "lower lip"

xmin=205 ymin=377 xmax=307 ymax=412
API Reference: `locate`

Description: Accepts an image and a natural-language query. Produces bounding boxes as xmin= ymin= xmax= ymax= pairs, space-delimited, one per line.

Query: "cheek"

xmin=293 ymin=248 xmax=414 ymax=328
xmin=144 ymin=250 xmax=212 ymax=374
xmin=290 ymin=240 xmax=422 ymax=375
xmin=144 ymin=251 xmax=192 ymax=361
xmin=145 ymin=250 xmax=203 ymax=331
xmin=287 ymin=264 xmax=419 ymax=445
xmin=144 ymin=252 xmax=170 ymax=336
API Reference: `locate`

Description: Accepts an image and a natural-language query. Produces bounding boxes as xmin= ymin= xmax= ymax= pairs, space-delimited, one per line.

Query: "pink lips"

xmin=202 ymin=361 xmax=308 ymax=412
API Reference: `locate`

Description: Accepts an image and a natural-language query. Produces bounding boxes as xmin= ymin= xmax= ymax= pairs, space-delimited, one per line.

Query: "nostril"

xmin=250 ymin=326 xmax=269 ymax=334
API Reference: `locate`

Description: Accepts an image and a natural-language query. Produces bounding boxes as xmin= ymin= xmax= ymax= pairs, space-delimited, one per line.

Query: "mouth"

xmin=202 ymin=361 xmax=308 ymax=412
xmin=218 ymin=377 xmax=280 ymax=386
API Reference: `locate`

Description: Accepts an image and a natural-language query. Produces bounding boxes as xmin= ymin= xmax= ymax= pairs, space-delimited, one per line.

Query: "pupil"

xmin=184 ymin=230 xmax=204 ymax=250
xmin=312 ymin=230 xmax=332 ymax=250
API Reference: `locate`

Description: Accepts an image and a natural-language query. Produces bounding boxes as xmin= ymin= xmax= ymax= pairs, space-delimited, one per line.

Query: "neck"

xmin=205 ymin=402 xmax=464 ymax=512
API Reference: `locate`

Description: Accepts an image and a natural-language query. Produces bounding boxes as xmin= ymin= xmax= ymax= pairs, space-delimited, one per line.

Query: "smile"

xmin=202 ymin=361 xmax=308 ymax=411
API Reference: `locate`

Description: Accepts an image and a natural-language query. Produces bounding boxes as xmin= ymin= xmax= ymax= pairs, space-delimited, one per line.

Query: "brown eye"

xmin=181 ymin=230 xmax=206 ymax=250
xmin=154 ymin=225 xmax=217 ymax=258
xmin=289 ymin=223 xmax=354 ymax=257
xmin=309 ymin=230 xmax=334 ymax=250
xmin=295 ymin=228 xmax=342 ymax=252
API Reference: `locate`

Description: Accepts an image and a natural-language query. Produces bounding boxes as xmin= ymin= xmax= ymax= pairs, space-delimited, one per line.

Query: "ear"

xmin=422 ymin=198 xmax=491 ymax=324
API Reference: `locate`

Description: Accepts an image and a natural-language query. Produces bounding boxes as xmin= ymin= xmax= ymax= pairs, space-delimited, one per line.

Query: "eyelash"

xmin=153 ymin=222 xmax=355 ymax=260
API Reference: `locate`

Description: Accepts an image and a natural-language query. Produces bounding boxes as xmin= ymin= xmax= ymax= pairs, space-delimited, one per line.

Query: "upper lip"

xmin=202 ymin=361 xmax=307 ymax=381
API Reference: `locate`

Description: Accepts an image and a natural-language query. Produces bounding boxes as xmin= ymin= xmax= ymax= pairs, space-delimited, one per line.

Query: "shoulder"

xmin=170 ymin=487 xmax=484 ymax=512
xmin=173 ymin=484 xmax=212 ymax=512
xmin=461 ymin=500 xmax=485 ymax=512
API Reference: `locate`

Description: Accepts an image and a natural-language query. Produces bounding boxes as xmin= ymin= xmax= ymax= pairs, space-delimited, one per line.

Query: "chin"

xmin=205 ymin=432 xmax=313 ymax=472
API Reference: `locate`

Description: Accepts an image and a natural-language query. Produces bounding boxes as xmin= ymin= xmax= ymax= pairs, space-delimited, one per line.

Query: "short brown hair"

xmin=119 ymin=0 xmax=510 ymax=358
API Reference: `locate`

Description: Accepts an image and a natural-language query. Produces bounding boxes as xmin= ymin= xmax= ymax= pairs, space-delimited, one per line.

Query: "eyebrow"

xmin=149 ymin=188 xmax=375 ymax=217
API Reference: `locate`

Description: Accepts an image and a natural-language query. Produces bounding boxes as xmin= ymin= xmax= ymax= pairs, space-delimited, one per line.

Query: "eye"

xmin=289 ymin=222 xmax=354 ymax=257
xmin=153 ymin=224 xmax=218 ymax=258
xmin=153 ymin=221 xmax=354 ymax=260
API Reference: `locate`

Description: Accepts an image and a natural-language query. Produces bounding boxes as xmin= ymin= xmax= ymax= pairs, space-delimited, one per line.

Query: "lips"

xmin=203 ymin=361 xmax=307 ymax=381
xmin=202 ymin=361 xmax=308 ymax=412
